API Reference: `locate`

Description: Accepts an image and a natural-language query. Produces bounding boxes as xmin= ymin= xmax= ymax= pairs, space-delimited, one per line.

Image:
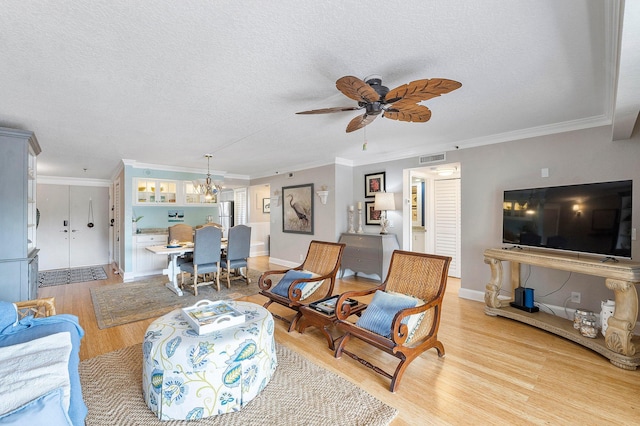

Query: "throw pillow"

xmin=0 ymin=388 xmax=72 ymax=425
xmin=271 ymin=270 xmax=323 ymax=300
xmin=356 ymin=291 xmax=424 ymax=341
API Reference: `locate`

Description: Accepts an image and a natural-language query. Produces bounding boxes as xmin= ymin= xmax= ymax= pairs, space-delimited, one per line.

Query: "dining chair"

xmin=258 ymin=240 xmax=345 ymax=332
xmin=332 ymin=250 xmax=451 ymax=392
xmin=180 ymin=225 xmax=222 ymax=294
xmin=220 ymin=224 xmax=251 ymax=288
xmin=168 ymin=224 xmax=194 ymax=265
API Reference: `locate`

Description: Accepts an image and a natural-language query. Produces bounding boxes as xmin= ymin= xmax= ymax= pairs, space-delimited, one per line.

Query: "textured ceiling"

xmin=0 ymin=1 xmax=637 ymax=180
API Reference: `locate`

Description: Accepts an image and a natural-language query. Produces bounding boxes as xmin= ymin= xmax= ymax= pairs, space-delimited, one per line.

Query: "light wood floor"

xmin=39 ymin=257 xmax=639 ymax=425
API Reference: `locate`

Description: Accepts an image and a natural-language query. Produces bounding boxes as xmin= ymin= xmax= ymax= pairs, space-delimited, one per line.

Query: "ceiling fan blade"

xmin=296 ymin=106 xmax=361 ymax=115
xmin=384 ymin=102 xmax=432 ymax=122
xmin=336 ymin=76 xmax=381 ymax=103
xmin=385 ymin=78 xmax=462 ymax=103
xmin=346 ymin=113 xmax=378 ymax=133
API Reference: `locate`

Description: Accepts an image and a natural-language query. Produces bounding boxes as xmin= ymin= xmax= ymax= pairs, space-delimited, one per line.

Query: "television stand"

xmin=483 ymin=247 xmax=640 ymax=370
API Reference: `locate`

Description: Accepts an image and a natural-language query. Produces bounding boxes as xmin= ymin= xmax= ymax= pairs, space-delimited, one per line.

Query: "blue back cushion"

xmin=271 ymin=270 xmax=313 ymax=298
xmin=356 ymin=290 xmax=420 ymax=338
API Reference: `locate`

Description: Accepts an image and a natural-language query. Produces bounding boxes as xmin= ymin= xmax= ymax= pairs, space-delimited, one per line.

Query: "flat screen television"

xmin=503 ymin=180 xmax=633 ymax=259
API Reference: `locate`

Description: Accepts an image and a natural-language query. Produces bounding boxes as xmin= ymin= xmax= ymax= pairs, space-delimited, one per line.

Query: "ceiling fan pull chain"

xmin=362 ymin=126 xmax=368 ymax=151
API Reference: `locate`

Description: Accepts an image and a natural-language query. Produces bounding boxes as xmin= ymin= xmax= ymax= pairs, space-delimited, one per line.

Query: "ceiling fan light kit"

xmin=297 ymin=75 xmax=461 ymax=133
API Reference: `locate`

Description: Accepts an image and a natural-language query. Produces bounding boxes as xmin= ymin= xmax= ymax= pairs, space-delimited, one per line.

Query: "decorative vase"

xmin=600 ymin=299 xmax=615 ymax=337
xmin=132 ymin=222 xmax=137 ymax=235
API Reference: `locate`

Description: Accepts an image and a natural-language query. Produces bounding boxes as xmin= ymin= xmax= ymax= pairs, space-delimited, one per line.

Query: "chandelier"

xmin=193 ymin=154 xmax=222 ymax=201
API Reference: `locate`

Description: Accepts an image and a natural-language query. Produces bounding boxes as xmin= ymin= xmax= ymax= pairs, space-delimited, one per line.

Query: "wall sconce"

xmin=316 ymin=185 xmax=329 ymax=205
xmin=573 ymin=204 xmax=582 ymax=217
xmin=271 ymin=190 xmax=281 ymax=207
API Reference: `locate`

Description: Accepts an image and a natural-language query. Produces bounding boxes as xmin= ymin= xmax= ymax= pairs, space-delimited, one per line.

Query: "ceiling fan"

xmin=296 ymin=75 xmax=462 ymax=133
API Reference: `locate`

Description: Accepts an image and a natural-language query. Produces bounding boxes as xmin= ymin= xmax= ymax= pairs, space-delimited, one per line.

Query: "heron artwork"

xmin=282 ymin=184 xmax=314 ymax=234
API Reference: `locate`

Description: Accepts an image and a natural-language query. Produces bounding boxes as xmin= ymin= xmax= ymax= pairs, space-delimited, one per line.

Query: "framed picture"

xmin=282 ymin=183 xmax=314 ymax=234
xmin=364 ymin=172 xmax=386 ymax=198
xmin=262 ymin=198 xmax=270 ymax=214
xmin=365 ymin=201 xmax=382 ymax=225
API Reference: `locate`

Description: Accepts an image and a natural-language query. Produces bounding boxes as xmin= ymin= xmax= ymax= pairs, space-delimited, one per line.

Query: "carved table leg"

xmin=604 ymin=278 xmax=638 ymax=357
xmin=484 ymin=256 xmax=504 ymax=309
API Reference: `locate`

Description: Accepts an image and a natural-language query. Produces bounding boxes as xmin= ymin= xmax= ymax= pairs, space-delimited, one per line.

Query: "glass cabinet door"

xmin=136 ymin=180 xmax=156 ymax=203
xmin=158 ymin=182 xmax=177 ymax=203
xmin=184 ymin=182 xmax=216 ymax=204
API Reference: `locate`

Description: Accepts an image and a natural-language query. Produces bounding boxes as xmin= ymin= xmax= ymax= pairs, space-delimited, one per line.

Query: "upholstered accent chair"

xmin=220 ymin=224 xmax=251 ymax=288
xmin=333 ymin=250 xmax=451 ymax=392
xmin=180 ymin=225 xmax=222 ymax=294
xmin=258 ymin=240 xmax=345 ymax=332
xmin=0 ymin=298 xmax=87 ymax=425
xmin=168 ymin=224 xmax=194 ymax=265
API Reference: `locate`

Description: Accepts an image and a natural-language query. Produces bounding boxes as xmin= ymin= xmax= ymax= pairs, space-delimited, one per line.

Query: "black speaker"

xmin=514 ymin=287 xmax=525 ymax=307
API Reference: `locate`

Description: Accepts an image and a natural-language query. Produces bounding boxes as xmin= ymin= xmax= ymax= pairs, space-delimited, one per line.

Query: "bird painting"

xmin=288 ymin=194 xmax=309 ymax=226
xmin=282 ymin=185 xmax=313 ymax=234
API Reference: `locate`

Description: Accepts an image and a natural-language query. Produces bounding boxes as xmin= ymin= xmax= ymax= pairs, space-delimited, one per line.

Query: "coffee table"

xmin=298 ymin=301 xmax=367 ymax=350
xmin=142 ymin=301 xmax=277 ymax=420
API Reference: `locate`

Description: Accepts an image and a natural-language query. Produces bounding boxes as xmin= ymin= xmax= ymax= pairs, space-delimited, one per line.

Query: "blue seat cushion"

xmin=271 ymin=270 xmax=322 ymax=300
xmin=356 ymin=290 xmax=423 ymax=339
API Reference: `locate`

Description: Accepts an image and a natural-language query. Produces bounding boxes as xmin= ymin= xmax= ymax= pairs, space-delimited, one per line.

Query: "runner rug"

xmin=90 ymin=271 xmax=266 ymax=329
xmin=38 ymin=266 xmax=108 ymax=287
xmin=79 ymin=343 xmax=398 ymax=426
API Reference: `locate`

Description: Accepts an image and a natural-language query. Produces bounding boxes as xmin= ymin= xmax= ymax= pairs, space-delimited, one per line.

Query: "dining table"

xmin=146 ymin=240 xmax=227 ymax=296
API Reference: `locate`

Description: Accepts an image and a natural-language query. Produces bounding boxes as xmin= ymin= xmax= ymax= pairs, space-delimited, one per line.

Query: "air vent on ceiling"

xmin=418 ymin=153 xmax=446 ymax=165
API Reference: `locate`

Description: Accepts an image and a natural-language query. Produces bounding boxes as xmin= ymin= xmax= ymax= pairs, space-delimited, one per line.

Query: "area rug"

xmin=90 ymin=270 xmax=266 ymax=329
xmin=38 ymin=266 xmax=108 ymax=287
xmin=79 ymin=343 xmax=397 ymax=426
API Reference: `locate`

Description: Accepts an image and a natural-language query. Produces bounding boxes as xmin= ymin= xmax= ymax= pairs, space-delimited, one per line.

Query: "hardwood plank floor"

xmin=39 ymin=257 xmax=639 ymax=425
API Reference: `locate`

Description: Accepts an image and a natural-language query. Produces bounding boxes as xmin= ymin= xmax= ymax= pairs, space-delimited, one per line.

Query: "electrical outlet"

xmin=299 ymin=254 xmax=304 ymax=261
xmin=571 ymin=292 xmax=581 ymax=304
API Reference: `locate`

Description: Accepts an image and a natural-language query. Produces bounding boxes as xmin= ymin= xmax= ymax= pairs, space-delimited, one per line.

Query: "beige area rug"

xmin=90 ymin=270 xmax=266 ymax=329
xmin=80 ymin=343 xmax=397 ymax=426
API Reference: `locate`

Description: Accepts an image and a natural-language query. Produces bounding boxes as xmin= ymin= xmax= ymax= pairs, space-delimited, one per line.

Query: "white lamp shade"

xmin=374 ymin=192 xmax=395 ymax=211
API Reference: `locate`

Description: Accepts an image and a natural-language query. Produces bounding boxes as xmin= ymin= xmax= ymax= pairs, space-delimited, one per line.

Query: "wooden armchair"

xmin=258 ymin=240 xmax=345 ymax=332
xmin=333 ymin=250 xmax=451 ymax=392
xmin=15 ymin=297 xmax=56 ymax=318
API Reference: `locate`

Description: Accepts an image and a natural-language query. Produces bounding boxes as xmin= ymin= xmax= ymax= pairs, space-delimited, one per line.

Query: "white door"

xmin=38 ymin=185 xmax=70 ymax=270
xmin=37 ymin=184 xmax=110 ymax=270
xmin=434 ymin=179 xmax=461 ymax=278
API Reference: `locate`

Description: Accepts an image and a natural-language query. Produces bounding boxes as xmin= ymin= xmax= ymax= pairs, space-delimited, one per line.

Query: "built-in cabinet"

xmin=133 ymin=178 xmax=217 ymax=206
xmin=339 ymin=233 xmax=399 ymax=282
xmin=0 ymin=127 xmax=41 ymax=302
xmin=135 ymin=179 xmax=177 ymax=204
xmin=133 ymin=234 xmax=168 ymax=277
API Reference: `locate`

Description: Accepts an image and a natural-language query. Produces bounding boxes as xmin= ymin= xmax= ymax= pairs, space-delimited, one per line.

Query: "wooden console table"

xmin=483 ymin=247 xmax=640 ymax=370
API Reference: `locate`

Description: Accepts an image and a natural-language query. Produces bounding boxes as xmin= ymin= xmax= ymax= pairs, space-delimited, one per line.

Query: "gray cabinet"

xmin=0 ymin=127 xmax=41 ymax=302
xmin=339 ymin=233 xmax=399 ymax=282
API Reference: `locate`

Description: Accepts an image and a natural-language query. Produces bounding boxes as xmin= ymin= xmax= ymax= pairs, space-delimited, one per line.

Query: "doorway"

xmin=403 ymin=163 xmax=461 ymax=278
xmin=37 ymin=184 xmax=110 ymax=270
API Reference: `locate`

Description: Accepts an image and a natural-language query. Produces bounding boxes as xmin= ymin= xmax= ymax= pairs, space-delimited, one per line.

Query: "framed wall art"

xmin=365 ymin=201 xmax=382 ymax=225
xmin=364 ymin=172 xmax=385 ymax=198
xmin=262 ymin=198 xmax=271 ymax=213
xmin=282 ymin=183 xmax=314 ymax=234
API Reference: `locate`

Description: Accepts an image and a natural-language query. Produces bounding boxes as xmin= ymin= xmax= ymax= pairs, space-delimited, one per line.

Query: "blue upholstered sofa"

xmin=0 ymin=298 xmax=87 ymax=425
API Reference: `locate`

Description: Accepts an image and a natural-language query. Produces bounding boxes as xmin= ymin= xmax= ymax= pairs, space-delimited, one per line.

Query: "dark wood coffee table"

xmin=298 ymin=302 xmax=367 ymax=350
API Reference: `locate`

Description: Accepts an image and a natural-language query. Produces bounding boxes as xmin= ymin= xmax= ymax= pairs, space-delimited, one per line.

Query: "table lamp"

xmin=374 ymin=192 xmax=395 ymax=234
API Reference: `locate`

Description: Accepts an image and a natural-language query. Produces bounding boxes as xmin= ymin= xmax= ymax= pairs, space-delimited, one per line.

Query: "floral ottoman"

xmin=142 ymin=301 xmax=277 ymax=420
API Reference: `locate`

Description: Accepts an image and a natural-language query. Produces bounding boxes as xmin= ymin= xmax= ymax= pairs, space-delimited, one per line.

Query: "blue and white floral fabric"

xmin=142 ymin=301 xmax=277 ymax=420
